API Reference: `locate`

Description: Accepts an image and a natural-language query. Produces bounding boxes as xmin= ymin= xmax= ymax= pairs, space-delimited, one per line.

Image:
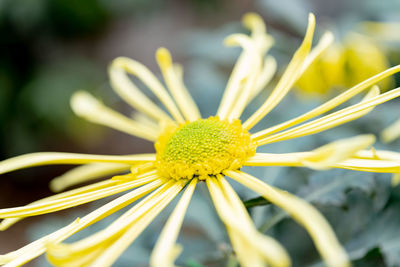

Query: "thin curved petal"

xmin=49 ymin=163 xmax=131 ymax=193
xmin=254 ymin=86 xmax=400 ymax=145
xmin=0 ymin=173 xmax=159 ymax=218
xmin=46 ymin=180 xmax=185 ymax=265
xmin=244 ymin=152 xmax=306 ymax=167
xmin=0 ymin=180 xmax=163 ymax=266
xmin=334 ymin=158 xmax=400 ymax=173
xmin=109 ymin=58 xmax=175 ymax=123
xmin=243 ymin=13 xmax=316 ymax=130
xmin=252 ymin=65 xmax=400 ymax=139
xmin=0 ymin=177 xmax=119 ymax=230
xmin=245 ymin=150 xmax=400 ymax=174
xmin=131 ymin=111 xmax=160 ymax=132
xmin=0 ymin=152 xmax=155 ymax=175
xmin=246 ymin=134 xmax=375 ymax=170
xmin=217 ymin=13 xmax=272 ymax=119
xmin=71 ymin=91 xmax=160 ymax=141
xmin=207 ymin=177 xmax=291 ymax=267
xmin=218 ymin=177 xmax=291 ymax=267
xmin=248 ymin=56 xmax=277 ymax=103
xmin=112 ymin=56 xmax=184 ymax=123
xmin=299 ymin=134 xmax=375 ymax=169
xmin=84 ymin=181 xmax=184 ymax=267
xmin=156 ymin=48 xmax=201 ymax=121
xmin=300 ymin=31 xmax=334 ymax=73
xmin=225 ymin=34 xmax=263 ymax=120
xmin=225 ymin=170 xmax=350 ymax=267
xmin=150 ymin=179 xmax=197 ymax=267
xmin=242 ymin=12 xmax=273 ymax=54
xmin=355 ymin=149 xmax=400 ymax=160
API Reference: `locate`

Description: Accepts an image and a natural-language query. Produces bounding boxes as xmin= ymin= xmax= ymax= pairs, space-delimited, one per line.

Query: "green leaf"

xmin=346 ymin=201 xmax=400 ymax=266
xmin=259 ymin=170 xmax=385 ymax=233
xmin=243 ymin=196 xmax=271 ymax=208
xmin=298 ymin=169 xmax=375 ymax=206
xmin=186 ymin=259 xmax=206 ymax=267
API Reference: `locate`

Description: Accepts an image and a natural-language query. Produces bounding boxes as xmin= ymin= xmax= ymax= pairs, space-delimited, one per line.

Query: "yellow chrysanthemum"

xmin=296 ymin=32 xmax=393 ymax=96
xmin=1 ymin=13 xmax=400 ymax=267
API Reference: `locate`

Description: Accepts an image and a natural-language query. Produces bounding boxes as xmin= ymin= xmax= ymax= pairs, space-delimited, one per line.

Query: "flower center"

xmin=155 ymin=116 xmax=256 ymax=180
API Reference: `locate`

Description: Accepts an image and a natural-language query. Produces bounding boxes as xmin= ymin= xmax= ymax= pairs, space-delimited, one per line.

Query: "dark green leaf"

xmin=243 ymin=196 xmax=271 ymax=208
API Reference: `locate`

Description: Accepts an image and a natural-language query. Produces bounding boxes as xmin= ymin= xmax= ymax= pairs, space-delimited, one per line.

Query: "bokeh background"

xmin=1 ymin=0 xmax=400 ymax=266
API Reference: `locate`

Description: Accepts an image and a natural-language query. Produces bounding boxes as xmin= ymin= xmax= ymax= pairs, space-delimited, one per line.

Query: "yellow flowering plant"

xmin=296 ymin=32 xmax=393 ymax=97
xmin=1 ymin=13 xmax=400 ymax=267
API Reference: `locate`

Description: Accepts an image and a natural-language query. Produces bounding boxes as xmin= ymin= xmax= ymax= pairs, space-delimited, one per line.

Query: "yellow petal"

xmin=244 ymin=152 xmax=306 ymax=167
xmin=88 ymin=181 xmax=183 ymax=267
xmin=217 ymin=13 xmax=273 ymax=119
xmin=256 ymin=84 xmax=380 ymax=145
xmin=355 ymin=149 xmax=400 ymax=160
xmin=334 ymin=158 xmax=400 ymax=173
xmin=109 ymin=57 xmax=176 ymax=123
xmin=0 ymin=178 xmax=117 ymax=230
xmin=0 ymin=174 xmax=159 ymax=219
xmin=253 ymin=65 xmax=400 ymax=139
xmin=300 ymin=31 xmax=334 ymax=74
xmin=47 ymin=180 xmax=184 ymax=261
xmin=381 ymin=118 xmax=400 ymax=143
xmin=242 ymin=13 xmax=271 ymax=53
xmin=300 ymin=134 xmax=375 ymax=170
xmin=246 ymin=134 xmax=375 ymax=170
xmin=113 ymin=56 xmax=184 ymax=123
xmin=1 ymin=180 xmax=162 ymax=266
xmin=71 ymin=91 xmax=159 ymax=141
xmin=248 ymin=56 xmax=277 ymax=103
xmin=243 ymin=13 xmax=316 ymax=130
xmin=245 ymin=149 xmax=400 ymax=175
xmin=0 ymin=152 xmax=155 ymax=175
xmin=50 ymin=163 xmax=131 ymax=192
xmin=218 ymin=177 xmax=291 ymax=267
xmin=131 ymin=111 xmax=160 ymax=132
xmin=156 ymin=48 xmax=201 ymax=121
xmin=224 ymin=34 xmax=263 ymax=120
xmin=207 ymin=177 xmax=291 ymax=267
xmin=150 ymin=179 xmax=197 ymax=267
xmin=255 ymin=86 xmax=400 ymax=145
xmin=225 ymin=170 xmax=350 ymax=267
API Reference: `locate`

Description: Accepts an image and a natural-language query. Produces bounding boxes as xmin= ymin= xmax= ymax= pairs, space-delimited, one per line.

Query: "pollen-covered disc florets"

xmin=155 ymin=116 xmax=256 ymax=180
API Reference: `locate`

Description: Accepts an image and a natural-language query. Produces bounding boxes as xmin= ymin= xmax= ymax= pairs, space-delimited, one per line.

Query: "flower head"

xmin=155 ymin=117 xmax=256 ymax=180
xmin=297 ymin=32 xmax=393 ymax=96
xmin=1 ymin=12 xmax=400 ymax=267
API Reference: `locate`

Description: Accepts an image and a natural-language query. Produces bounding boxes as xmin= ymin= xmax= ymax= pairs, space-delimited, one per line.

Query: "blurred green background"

xmin=1 ymin=0 xmax=400 ymax=266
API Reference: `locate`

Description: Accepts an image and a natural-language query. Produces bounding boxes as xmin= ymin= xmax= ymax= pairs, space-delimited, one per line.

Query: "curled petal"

xmin=225 ymin=170 xmax=350 ymax=267
xmin=300 ymin=134 xmax=375 ymax=170
xmin=71 ymin=91 xmax=159 ymax=141
xmin=243 ymin=13 xmax=316 ymax=130
xmin=109 ymin=57 xmax=179 ymax=123
xmin=156 ymin=48 xmax=201 ymax=121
